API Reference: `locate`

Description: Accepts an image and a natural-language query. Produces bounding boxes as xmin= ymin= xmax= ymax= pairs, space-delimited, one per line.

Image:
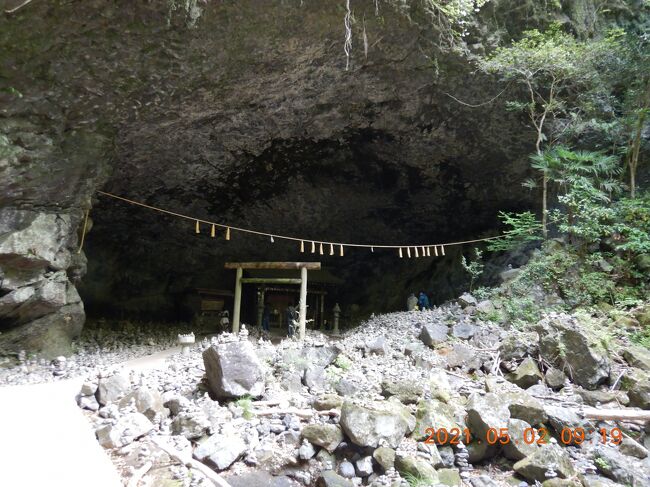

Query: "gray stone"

xmin=576 ymin=388 xmax=628 ymax=407
xmin=467 ymin=440 xmax=497 ymax=464
xmin=452 ymin=322 xmax=477 ymax=340
xmin=163 ymin=394 xmax=191 ymax=416
xmin=339 ymin=460 xmax=355 ymax=478
xmin=96 ymin=371 xmax=130 ymax=406
xmin=171 ymin=410 xmax=211 ymax=439
xmin=619 ymin=437 xmax=648 ymax=459
xmin=95 ymin=412 xmax=153 ymax=449
xmin=365 ymin=336 xmax=387 ymax=355
xmin=429 ymin=368 xmax=452 ymax=402
xmin=373 ymin=447 xmax=396 ymax=471
xmin=537 ymin=314 xmax=610 ymax=390
xmin=317 ymin=471 xmax=353 ymax=487
xmin=447 ymin=343 xmax=482 ymax=370
xmin=623 ymin=346 xmax=650 ymax=371
xmin=593 ymin=445 xmax=644 ymax=485
xmin=301 ymin=424 xmax=343 ymax=453
xmin=437 ymin=468 xmax=461 ymax=486
xmin=503 ymin=390 xmax=548 ymax=426
xmin=412 ymin=399 xmax=460 ymax=441
xmin=476 ymin=300 xmax=496 ymax=315
xmin=513 ymin=445 xmax=576 ymax=482
xmin=193 ymin=433 xmax=246 ymax=470
xmin=419 ymin=323 xmax=448 ymax=347
xmin=503 ymin=419 xmax=540 ymax=461
xmin=500 ymin=268 xmax=522 ymax=284
xmin=458 ymin=293 xmax=477 ymax=308
xmin=470 ymin=475 xmax=500 ymax=487
xmin=80 ymin=382 xmax=97 ymax=396
xmin=313 ymin=394 xmax=343 ymax=411
xmin=223 ymin=471 xmax=297 ymax=487
xmin=507 ymin=357 xmax=543 ymax=389
xmin=78 ymin=394 xmax=100 ymax=411
xmin=298 ymin=440 xmax=316 ymax=460
xmin=544 ymin=405 xmax=585 ymax=433
xmin=203 ymin=341 xmax=265 ymax=399
xmin=499 ymin=332 xmax=539 ymax=361
xmin=303 ymin=365 xmax=326 ymax=391
xmin=339 ymin=400 xmax=415 ymax=448
xmin=335 ymin=374 xmax=363 ymax=397
xmin=394 ymin=454 xmax=438 ymax=483
xmin=118 ymin=387 xmax=167 ymax=420
xmin=545 ymin=367 xmax=567 ymax=390
xmin=355 ymin=456 xmax=374 ymax=477
xmin=626 ymin=369 xmax=650 ymax=409
xmin=438 ymin=446 xmax=456 ymax=468
xmin=466 ymin=392 xmax=510 ymax=439
xmin=380 ymin=379 xmax=423 ymax=405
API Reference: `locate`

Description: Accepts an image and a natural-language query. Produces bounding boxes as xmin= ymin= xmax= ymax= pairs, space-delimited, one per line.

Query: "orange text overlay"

xmin=422 ymin=427 xmax=623 ymax=446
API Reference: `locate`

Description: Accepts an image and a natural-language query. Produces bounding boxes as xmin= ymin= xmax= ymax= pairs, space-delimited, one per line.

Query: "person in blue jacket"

xmin=418 ymin=291 xmax=430 ymax=311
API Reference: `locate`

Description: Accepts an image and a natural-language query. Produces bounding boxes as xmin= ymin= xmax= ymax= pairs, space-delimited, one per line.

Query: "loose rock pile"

xmin=68 ymin=301 xmax=650 ymax=486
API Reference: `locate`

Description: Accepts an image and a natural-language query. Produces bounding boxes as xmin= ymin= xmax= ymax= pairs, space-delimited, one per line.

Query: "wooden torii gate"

xmin=224 ymin=262 xmax=321 ymax=340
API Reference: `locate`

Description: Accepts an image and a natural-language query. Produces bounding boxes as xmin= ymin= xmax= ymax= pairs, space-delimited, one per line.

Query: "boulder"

xmin=458 ymin=293 xmax=477 ymax=308
xmin=313 ymin=394 xmax=343 ymax=411
xmin=476 ymin=300 xmax=496 ymax=316
xmin=499 ymin=332 xmax=538 ymax=361
xmin=623 ymin=346 xmax=650 ymax=371
xmin=470 ymin=476 xmax=500 ymax=487
xmin=380 ymin=379 xmax=423 ymax=405
xmin=619 ymin=437 xmax=648 ymax=459
xmin=507 ymin=357 xmax=543 ymax=389
xmin=544 ymin=405 xmax=585 ymax=434
xmin=593 ymin=445 xmax=644 ymax=485
xmin=394 ymin=455 xmax=438 ymax=483
xmin=537 ymin=314 xmax=610 ymax=390
xmin=334 ymin=374 xmax=363 ymax=397
xmin=419 ymin=323 xmax=448 ymax=347
xmin=502 ymin=419 xmax=540 ymax=461
xmin=96 ymin=371 xmax=131 ymax=406
xmin=437 ymin=468 xmax=461 ymax=486
xmin=499 ymin=268 xmax=522 ymax=284
xmin=95 ymin=412 xmax=153 ymax=449
xmin=193 ymin=433 xmax=246 ymax=471
xmin=298 ymin=441 xmax=316 ymax=460
xmin=429 ymin=369 xmax=452 ymax=402
xmin=451 ymin=322 xmax=477 ymax=340
xmin=365 ymin=336 xmax=387 ymax=355
xmin=467 ymin=440 xmax=497 ymax=464
xmin=171 ymin=410 xmax=211 ymax=439
xmin=412 ymin=399 xmax=461 ymax=442
xmin=625 ymin=370 xmax=650 ymax=410
xmin=303 ymin=365 xmax=326 ymax=391
xmin=317 ymin=471 xmax=353 ymax=487
xmin=513 ymin=445 xmax=576 ymax=482
xmin=202 ymin=341 xmax=266 ymax=399
xmin=372 ymin=447 xmax=396 ymax=471
xmin=503 ymin=390 xmax=547 ymax=426
xmin=301 ymin=424 xmax=343 ymax=453
xmin=545 ymin=367 xmax=567 ymax=390
xmin=447 ymin=343 xmax=483 ymax=371
xmin=466 ymin=393 xmax=510 ymax=439
xmin=339 ymin=400 xmax=415 ymax=448
xmin=118 ymin=387 xmax=167 ymax=420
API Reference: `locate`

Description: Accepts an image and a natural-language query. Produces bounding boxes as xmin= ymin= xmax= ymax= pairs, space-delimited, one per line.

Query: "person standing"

xmin=407 ymin=293 xmax=418 ymax=311
xmin=418 ymin=291 xmax=430 ymax=311
xmin=262 ymin=303 xmax=271 ymax=332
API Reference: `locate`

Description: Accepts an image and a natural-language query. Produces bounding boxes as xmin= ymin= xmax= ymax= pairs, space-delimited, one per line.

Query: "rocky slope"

xmin=63 ymin=297 xmax=650 ymax=487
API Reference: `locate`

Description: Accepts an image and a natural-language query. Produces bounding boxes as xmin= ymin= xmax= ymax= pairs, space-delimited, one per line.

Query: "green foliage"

xmin=631 ymin=328 xmax=650 ymax=349
xmin=235 ymin=395 xmax=254 ymax=420
xmin=461 ymin=248 xmax=484 ymax=292
xmin=402 ymin=471 xmax=436 ymax=487
xmin=487 ymin=211 xmax=543 ymax=252
xmin=334 ymin=355 xmax=352 ymax=371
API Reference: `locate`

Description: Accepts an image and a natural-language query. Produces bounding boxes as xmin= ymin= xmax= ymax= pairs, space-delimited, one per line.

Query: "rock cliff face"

xmin=0 ymin=0 xmax=641 ymax=356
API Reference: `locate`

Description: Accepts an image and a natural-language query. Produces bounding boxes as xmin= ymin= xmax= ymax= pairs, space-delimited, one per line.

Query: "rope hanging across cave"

xmin=95 ymin=190 xmax=503 ymax=257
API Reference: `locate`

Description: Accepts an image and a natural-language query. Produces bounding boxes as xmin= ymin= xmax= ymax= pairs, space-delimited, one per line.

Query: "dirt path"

xmin=0 ymin=346 xmax=182 ymax=487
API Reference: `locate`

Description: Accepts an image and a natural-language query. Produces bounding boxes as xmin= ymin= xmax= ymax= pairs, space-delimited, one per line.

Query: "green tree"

xmin=461 ymin=248 xmax=484 ymax=292
xmin=481 ymin=25 xmax=591 ymax=238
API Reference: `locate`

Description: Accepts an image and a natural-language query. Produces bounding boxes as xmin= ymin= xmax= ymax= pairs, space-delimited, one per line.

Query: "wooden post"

xmin=299 ymin=266 xmax=308 ymax=340
xmin=256 ymin=287 xmax=264 ymax=328
xmin=232 ymin=267 xmax=243 ymax=333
